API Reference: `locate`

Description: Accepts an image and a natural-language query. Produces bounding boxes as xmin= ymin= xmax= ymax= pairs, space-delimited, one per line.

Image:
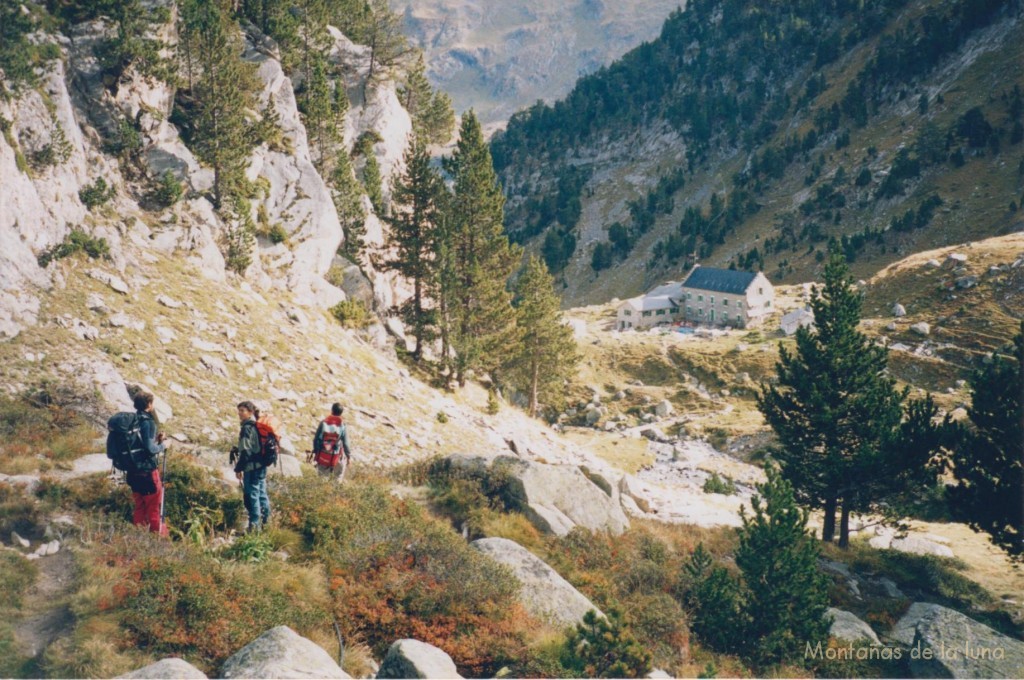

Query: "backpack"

xmin=254 ymin=414 xmax=280 ymax=468
xmin=314 ymin=415 xmax=345 ymax=469
xmin=106 ymin=412 xmax=148 ymax=472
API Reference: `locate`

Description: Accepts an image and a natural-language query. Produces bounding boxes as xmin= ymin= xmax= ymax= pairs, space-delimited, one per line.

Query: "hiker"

xmin=311 ymin=402 xmax=351 ymax=480
xmin=125 ymin=392 xmax=168 ymax=536
xmin=233 ymin=400 xmax=271 ymax=532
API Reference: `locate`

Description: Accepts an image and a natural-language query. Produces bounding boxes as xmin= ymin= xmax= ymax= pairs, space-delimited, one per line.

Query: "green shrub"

xmin=268 ymin=223 xmax=288 ymax=244
xmin=79 ymin=178 xmax=115 ymax=209
xmin=37 ymin=228 xmax=110 ymax=267
xmin=702 ymin=472 xmax=737 ymax=496
xmin=561 ymin=608 xmax=653 ymax=678
xmin=330 ymin=299 xmax=371 ymax=328
xmin=223 ymin=531 xmax=274 ymax=562
xmin=486 ymin=390 xmax=501 ymax=415
xmin=151 ymin=170 xmax=184 ymax=207
xmin=435 ymin=410 xmax=448 ymax=424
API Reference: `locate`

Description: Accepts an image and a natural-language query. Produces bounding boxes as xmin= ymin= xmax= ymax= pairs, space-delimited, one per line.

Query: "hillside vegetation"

xmin=493 ymin=0 xmax=1024 ymax=306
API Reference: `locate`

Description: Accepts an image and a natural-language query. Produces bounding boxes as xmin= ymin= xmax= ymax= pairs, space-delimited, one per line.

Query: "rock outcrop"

xmin=827 ymin=608 xmax=880 ymax=645
xmin=118 ymin=658 xmax=208 ymax=679
xmin=890 ymin=603 xmax=1024 ymax=678
xmin=376 ymin=639 xmax=462 ymax=679
xmin=471 ymin=537 xmax=601 ymax=628
xmin=220 ymin=626 xmax=350 ymax=679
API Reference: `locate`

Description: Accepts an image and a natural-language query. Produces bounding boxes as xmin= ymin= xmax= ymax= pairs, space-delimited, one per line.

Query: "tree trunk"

xmin=838 ymin=503 xmax=851 ymax=548
xmin=529 ymin=362 xmax=539 ymax=418
xmin=822 ymin=495 xmax=837 ymax=543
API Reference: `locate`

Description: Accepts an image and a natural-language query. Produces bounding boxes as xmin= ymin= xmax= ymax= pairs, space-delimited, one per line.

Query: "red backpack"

xmin=315 ymin=415 xmax=345 ymax=468
xmin=255 ymin=414 xmax=280 ymax=468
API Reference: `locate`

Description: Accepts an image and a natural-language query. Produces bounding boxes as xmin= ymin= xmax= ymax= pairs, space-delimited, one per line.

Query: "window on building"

xmin=738 ymin=301 xmax=744 ymax=309
xmin=698 ymin=295 xmax=703 ymax=302
xmin=766 ymin=300 xmax=771 ymax=307
xmin=737 ymin=314 xmax=743 ymax=322
xmin=642 ymin=311 xmax=652 ymax=317
xmin=624 ymin=310 xmax=631 ymax=316
xmin=759 ymin=287 xmax=764 ymax=295
xmin=698 ymin=308 xmax=703 ymax=316
xmin=656 ymin=309 xmax=666 ymax=316
xmin=686 ymin=306 xmax=692 ymax=314
xmin=687 ymin=292 xmax=692 ymax=300
xmin=723 ymin=298 xmax=729 ymax=306
xmin=670 ymin=307 xmax=679 ymax=314
xmin=710 ymin=296 xmax=715 ymax=304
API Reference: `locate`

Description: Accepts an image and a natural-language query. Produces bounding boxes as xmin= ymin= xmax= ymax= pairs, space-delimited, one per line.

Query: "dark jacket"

xmin=234 ymin=418 xmax=263 ymax=473
xmin=134 ymin=411 xmax=164 ymax=472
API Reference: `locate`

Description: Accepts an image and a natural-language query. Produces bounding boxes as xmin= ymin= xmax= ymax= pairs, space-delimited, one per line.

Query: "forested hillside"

xmin=492 ymin=0 xmax=1024 ymax=305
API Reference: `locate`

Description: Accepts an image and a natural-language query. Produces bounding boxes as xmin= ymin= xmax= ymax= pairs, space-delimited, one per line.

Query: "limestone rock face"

xmin=472 ymin=537 xmax=601 ymax=628
xmin=376 ymin=639 xmax=462 ymax=679
xmin=118 ymin=658 xmax=208 ymax=679
xmin=220 ymin=626 xmax=350 ymax=679
xmin=890 ymin=603 xmax=1024 ymax=678
xmin=827 ymin=608 xmax=880 ymax=645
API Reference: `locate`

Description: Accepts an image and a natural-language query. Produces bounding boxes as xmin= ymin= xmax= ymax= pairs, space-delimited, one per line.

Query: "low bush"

xmin=273 ymin=476 xmax=533 ymax=677
xmin=78 ymin=178 xmax=115 ymax=209
xmin=702 ymin=472 xmax=737 ymax=496
xmin=561 ymin=608 xmax=653 ymax=678
xmin=268 ymin=223 xmax=288 ymax=244
xmin=37 ymin=228 xmax=110 ymax=267
xmin=0 ymin=390 xmax=99 ymax=474
xmin=151 ymin=170 xmax=184 ymax=207
xmin=330 ymin=299 xmax=371 ymax=329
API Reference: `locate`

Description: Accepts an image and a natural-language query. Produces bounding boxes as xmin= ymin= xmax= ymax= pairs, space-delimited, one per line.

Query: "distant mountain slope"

xmin=492 ymin=0 xmax=1024 ymax=307
xmin=393 ymin=0 xmax=683 ymax=128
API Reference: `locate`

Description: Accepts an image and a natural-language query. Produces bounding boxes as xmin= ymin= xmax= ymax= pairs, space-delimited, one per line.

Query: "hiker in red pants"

xmin=126 ymin=392 xmax=168 ymax=536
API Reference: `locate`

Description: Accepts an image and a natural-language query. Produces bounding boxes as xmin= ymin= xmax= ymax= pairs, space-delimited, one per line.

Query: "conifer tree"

xmin=362 ymin=0 xmax=414 ymax=93
xmin=682 ymin=543 xmax=743 ymax=655
xmin=445 ymin=111 xmax=521 ymax=387
xmin=948 ymin=324 xmax=1023 ymax=559
xmin=562 ymin=609 xmax=652 ymax=679
xmin=758 ymin=252 xmax=908 ymax=546
xmin=736 ymin=465 xmax=830 ymax=667
xmin=333 ymin=149 xmax=367 ymax=257
xmin=511 ymin=256 xmax=580 ymax=417
xmin=301 ymin=54 xmax=339 ymax=174
xmin=362 ymin=152 xmax=384 ymax=215
xmin=180 ymin=0 xmax=262 ymax=209
xmin=385 ymin=138 xmax=443 ymax=360
xmin=400 ymin=54 xmax=455 ymax=146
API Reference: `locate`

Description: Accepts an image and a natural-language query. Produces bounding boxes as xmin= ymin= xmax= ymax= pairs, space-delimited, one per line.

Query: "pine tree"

xmin=510 ymin=256 xmax=580 ymax=417
xmin=736 ymin=464 xmax=830 ymax=667
xmin=948 ymin=324 xmax=1023 ymax=559
xmin=385 ymin=138 xmax=443 ymax=360
xmin=400 ymin=54 xmax=455 ymax=146
xmin=757 ymin=252 xmax=908 ymax=546
xmin=362 ymin=152 xmax=384 ymax=215
xmin=682 ymin=543 xmax=743 ymax=655
xmin=362 ymin=0 xmax=414 ymax=94
xmin=96 ymin=0 xmax=172 ymax=82
xmin=333 ymin=149 xmax=367 ymax=258
xmin=445 ymin=111 xmax=522 ymax=388
xmin=301 ymin=53 xmax=339 ymax=174
xmin=180 ymin=0 xmax=262 ymax=209
xmin=561 ymin=609 xmax=653 ymax=679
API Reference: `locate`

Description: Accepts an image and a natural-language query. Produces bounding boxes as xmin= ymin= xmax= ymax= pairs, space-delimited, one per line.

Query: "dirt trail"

xmin=13 ymin=547 xmax=76 ymax=662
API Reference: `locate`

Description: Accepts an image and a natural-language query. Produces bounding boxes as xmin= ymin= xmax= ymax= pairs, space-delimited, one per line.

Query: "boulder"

xmin=869 ymin=531 xmax=954 ymax=558
xmin=828 ymin=607 xmax=880 ymax=645
xmin=270 ymin=454 xmax=303 ymax=478
xmin=471 ymin=537 xmax=602 ymax=628
xmin=118 ymin=658 xmax=207 ymax=679
xmin=376 ymin=639 xmax=461 ymax=679
xmin=654 ymin=399 xmax=674 ymax=417
xmin=945 ymin=253 xmax=968 ymax=267
xmin=220 ymin=626 xmax=349 ymax=679
xmin=911 ymin=322 xmax=931 ymax=336
xmin=70 ymin=454 xmax=114 ymax=477
xmin=955 ymin=276 xmax=978 ymax=289
xmin=890 ymin=603 xmax=1024 ymax=678
xmin=892 ymin=303 xmax=906 ymax=317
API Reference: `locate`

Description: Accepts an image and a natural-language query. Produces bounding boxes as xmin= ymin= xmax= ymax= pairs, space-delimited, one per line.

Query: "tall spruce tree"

xmin=179 ymin=0 xmax=262 ymax=209
xmin=511 ymin=256 xmax=580 ymax=417
xmin=736 ymin=465 xmax=830 ymax=667
xmin=301 ymin=53 xmax=339 ymax=174
xmin=948 ymin=323 xmax=1023 ymax=559
xmin=758 ymin=252 xmax=908 ymax=546
xmin=362 ymin=0 xmax=414 ymax=94
xmin=445 ymin=111 xmax=521 ymax=387
xmin=385 ymin=138 xmax=443 ymax=360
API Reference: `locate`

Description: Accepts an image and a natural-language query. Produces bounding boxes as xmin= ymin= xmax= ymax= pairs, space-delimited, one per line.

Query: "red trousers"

xmin=131 ymin=469 xmax=168 ymax=536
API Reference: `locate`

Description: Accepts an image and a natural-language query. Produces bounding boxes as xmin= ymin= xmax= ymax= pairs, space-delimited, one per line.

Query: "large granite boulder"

xmin=220 ymin=626 xmax=350 ymax=679
xmin=376 ymin=639 xmax=462 ymax=679
xmin=828 ymin=608 xmax=880 ymax=645
xmin=889 ymin=603 xmax=1024 ymax=678
xmin=493 ymin=456 xmax=629 ymax=536
xmin=118 ymin=658 xmax=207 ymax=679
xmin=471 ymin=537 xmax=601 ymax=628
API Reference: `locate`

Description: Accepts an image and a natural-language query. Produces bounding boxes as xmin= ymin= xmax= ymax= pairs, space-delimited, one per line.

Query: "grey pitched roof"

xmin=682 ymin=266 xmax=759 ymax=295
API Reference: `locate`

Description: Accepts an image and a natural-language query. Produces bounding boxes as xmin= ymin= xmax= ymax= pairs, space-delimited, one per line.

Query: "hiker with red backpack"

xmin=232 ymin=400 xmax=272 ymax=532
xmin=310 ymin=403 xmax=351 ymax=480
xmin=107 ymin=391 xmax=168 ymax=536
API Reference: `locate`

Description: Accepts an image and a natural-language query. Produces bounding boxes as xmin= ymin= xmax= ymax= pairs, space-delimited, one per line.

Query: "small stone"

xmin=892 ymin=303 xmax=906 ymax=317
xmin=911 ymin=322 xmax=931 ymax=336
xmin=156 ymin=295 xmax=183 ymax=309
xmin=11 ymin=531 xmax=30 ymax=548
